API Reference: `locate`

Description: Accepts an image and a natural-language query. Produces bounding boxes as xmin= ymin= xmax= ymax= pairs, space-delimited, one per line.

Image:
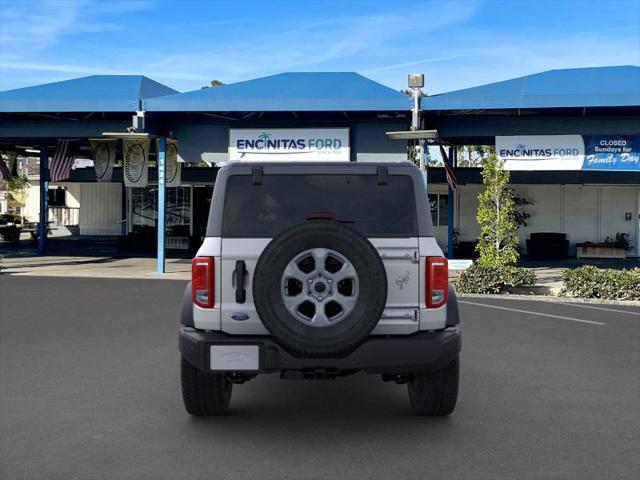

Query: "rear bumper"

xmin=180 ymin=326 xmax=461 ymax=375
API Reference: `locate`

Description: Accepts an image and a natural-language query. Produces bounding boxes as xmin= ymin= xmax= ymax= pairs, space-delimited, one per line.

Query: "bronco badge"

xmin=395 ymin=271 xmax=411 ymax=290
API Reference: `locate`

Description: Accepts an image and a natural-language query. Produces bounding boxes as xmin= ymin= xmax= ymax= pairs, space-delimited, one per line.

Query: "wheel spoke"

xmin=282 ymin=292 xmax=305 ymax=311
xmin=334 ymin=292 xmax=358 ymax=312
xmin=311 ymin=248 xmax=329 ymax=273
xmin=283 ymin=263 xmax=306 ymax=282
xmin=310 ymin=308 xmax=331 ymax=327
xmin=333 ymin=262 xmax=357 ymax=282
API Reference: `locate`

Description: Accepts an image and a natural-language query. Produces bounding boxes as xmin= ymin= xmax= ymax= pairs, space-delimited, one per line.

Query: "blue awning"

xmin=145 ymin=72 xmax=411 ymax=112
xmin=0 ymin=75 xmax=178 ymax=113
xmin=422 ymin=66 xmax=640 ymax=111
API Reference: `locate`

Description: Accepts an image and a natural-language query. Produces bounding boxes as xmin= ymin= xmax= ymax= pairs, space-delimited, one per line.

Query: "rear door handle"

xmin=233 ymin=260 xmax=248 ymax=303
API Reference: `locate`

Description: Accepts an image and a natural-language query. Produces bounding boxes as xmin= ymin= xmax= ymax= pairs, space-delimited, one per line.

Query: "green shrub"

xmin=561 ymin=266 xmax=640 ymax=300
xmin=454 ymin=264 xmax=537 ymax=294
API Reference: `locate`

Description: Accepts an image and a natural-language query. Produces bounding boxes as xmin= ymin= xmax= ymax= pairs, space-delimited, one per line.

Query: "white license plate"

xmin=210 ymin=345 xmax=259 ymax=371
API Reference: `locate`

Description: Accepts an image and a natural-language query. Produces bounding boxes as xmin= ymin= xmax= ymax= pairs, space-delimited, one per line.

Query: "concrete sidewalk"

xmin=0 ymin=255 xmax=191 ymax=280
xmin=2 ymin=254 xmax=637 ymax=295
xmin=2 ymin=254 xmax=565 ymax=290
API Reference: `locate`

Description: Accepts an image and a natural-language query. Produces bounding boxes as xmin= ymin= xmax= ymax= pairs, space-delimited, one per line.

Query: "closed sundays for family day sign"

xmin=497 ymin=135 xmax=640 ymax=171
xmin=229 ymin=128 xmax=350 ymax=161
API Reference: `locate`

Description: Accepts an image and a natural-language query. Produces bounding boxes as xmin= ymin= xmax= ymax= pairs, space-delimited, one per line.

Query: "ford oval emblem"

xmin=231 ymin=312 xmax=250 ymax=321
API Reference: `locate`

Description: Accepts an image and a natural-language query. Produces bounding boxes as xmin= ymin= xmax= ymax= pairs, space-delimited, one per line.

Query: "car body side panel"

xmin=210 ymin=236 xmax=437 ymax=336
xmin=369 ymin=238 xmax=420 ymax=335
xmin=219 ymin=238 xmax=270 ymax=335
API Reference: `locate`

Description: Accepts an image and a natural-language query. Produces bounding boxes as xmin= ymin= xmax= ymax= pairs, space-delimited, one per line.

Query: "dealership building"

xmin=1 ymin=66 xmax=639 ymax=266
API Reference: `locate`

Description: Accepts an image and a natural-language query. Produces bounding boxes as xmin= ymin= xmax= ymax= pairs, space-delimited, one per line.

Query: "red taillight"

xmin=426 ymin=257 xmax=448 ymax=308
xmin=192 ymin=257 xmax=214 ymax=308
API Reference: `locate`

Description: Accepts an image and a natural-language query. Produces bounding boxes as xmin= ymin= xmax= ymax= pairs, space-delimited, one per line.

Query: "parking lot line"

xmin=459 ymin=300 xmax=607 ymax=325
xmin=540 ymin=301 xmax=640 ymax=316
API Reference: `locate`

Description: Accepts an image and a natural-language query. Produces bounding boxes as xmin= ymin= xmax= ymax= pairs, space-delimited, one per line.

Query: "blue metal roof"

xmin=422 ymin=66 xmax=640 ymax=111
xmin=0 ymin=75 xmax=178 ymax=113
xmin=145 ymin=72 xmax=411 ymax=112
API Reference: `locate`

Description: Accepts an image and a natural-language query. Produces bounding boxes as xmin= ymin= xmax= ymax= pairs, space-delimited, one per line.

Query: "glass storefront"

xmin=130 ymin=186 xmax=192 ymax=249
xmin=428 ymin=193 xmax=449 ymax=227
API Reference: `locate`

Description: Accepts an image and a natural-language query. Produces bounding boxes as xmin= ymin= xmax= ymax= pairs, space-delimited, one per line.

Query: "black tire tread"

xmin=407 ymin=357 xmax=459 ymax=416
xmin=181 ymin=358 xmax=232 ymax=416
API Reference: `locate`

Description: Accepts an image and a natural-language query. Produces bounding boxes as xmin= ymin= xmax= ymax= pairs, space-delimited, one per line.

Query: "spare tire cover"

xmin=253 ymin=220 xmax=387 ymax=357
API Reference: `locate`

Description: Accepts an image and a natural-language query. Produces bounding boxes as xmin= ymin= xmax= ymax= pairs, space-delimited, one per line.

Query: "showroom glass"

xmin=222 ymin=174 xmax=418 ymax=237
xmin=428 ymin=193 xmax=449 ymax=227
xmin=130 ymin=186 xmax=192 ymax=249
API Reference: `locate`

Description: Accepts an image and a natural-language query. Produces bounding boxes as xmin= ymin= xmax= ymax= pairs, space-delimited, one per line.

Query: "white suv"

xmin=180 ymin=162 xmax=461 ymax=416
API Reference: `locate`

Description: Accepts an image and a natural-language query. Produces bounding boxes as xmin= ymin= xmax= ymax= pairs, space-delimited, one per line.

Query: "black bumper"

xmin=180 ymin=327 xmax=461 ymax=375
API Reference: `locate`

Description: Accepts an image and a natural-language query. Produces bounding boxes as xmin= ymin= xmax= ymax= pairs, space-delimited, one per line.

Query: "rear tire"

xmin=180 ymin=358 xmax=232 ymax=416
xmin=407 ymin=357 xmax=459 ymax=416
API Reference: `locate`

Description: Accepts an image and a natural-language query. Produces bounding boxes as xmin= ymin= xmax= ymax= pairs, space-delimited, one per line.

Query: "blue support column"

xmin=421 ymin=140 xmax=428 ymax=187
xmin=157 ymin=137 xmax=166 ymax=273
xmin=38 ymin=145 xmax=48 ymax=254
xmin=447 ymin=146 xmax=456 ymax=259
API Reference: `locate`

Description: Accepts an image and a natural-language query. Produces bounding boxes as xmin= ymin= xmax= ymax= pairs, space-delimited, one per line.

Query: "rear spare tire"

xmin=253 ymin=220 xmax=387 ymax=357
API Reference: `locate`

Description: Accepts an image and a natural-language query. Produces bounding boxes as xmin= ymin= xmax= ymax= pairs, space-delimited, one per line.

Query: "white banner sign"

xmin=90 ymin=139 xmax=116 ymax=182
xmin=496 ymin=135 xmax=585 ymax=170
xmin=123 ymin=138 xmax=150 ymax=187
xmin=229 ymin=128 xmax=350 ymax=161
xmin=156 ymin=138 xmax=181 ymax=187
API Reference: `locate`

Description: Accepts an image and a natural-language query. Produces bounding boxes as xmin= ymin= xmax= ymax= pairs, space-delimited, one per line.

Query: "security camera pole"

xmin=408 ymin=73 xmax=427 ymax=185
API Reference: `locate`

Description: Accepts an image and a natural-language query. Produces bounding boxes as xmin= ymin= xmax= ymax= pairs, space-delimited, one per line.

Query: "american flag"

xmin=49 ymin=140 xmax=78 ymax=182
xmin=439 ymin=145 xmax=458 ymax=190
xmin=0 ymin=156 xmax=12 ymax=181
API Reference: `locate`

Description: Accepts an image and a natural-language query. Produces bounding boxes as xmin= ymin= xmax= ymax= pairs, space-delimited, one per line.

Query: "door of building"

xmin=428 ymin=191 xmax=449 ymax=252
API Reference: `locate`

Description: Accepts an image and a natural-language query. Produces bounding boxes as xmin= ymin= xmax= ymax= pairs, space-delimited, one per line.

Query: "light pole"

xmin=408 ymin=73 xmax=426 ymax=185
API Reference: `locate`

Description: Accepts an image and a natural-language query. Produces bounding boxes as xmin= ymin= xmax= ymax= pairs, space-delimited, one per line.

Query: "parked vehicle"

xmin=179 ymin=162 xmax=461 ymax=416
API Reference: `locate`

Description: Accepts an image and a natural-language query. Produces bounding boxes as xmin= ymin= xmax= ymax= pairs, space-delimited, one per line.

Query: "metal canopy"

xmin=145 ymin=72 xmax=411 ymax=112
xmin=0 ymin=75 xmax=178 ymax=113
xmin=422 ymin=66 xmax=640 ymax=111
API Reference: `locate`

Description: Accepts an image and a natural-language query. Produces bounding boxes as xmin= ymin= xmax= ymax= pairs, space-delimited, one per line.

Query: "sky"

xmin=0 ymin=0 xmax=639 ymax=94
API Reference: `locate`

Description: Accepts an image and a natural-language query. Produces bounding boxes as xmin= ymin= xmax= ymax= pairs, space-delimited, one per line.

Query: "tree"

xmin=475 ymin=153 xmax=519 ymax=266
xmin=457 ymin=145 xmax=495 ymax=167
xmin=5 ymin=175 xmax=29 ymax=215
xmin=400 ymin=88 xmax=426 ymax=98
xmin=201 ymin=79 xmax=225 ymax=89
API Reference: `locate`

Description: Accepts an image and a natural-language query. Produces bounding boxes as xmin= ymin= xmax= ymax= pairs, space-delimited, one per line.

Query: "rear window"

xmin=221 ymin=174 xmax=417 ymax=237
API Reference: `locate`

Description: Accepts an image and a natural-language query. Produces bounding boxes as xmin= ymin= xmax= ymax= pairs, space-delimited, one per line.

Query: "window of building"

xmin=48 ymin=188 xmax=66 ymax=207
xmin=130 ymin=186 xmax=192 ymax=249
xmin=428 ymin=193 xmax=449 ymax=227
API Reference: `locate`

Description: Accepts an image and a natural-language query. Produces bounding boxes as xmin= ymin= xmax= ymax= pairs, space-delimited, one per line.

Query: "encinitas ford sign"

xmin=497 ymin=135 xmax=640 ymax=171
xmin=497 ymin=135 xmax=585 ymax=170
xmin=229 ymin=128 xmax=350 ymax=161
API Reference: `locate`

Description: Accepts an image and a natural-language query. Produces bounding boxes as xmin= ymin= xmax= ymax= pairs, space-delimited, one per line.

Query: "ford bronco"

xmin=179 ymin=162 xmax=461 ymax=416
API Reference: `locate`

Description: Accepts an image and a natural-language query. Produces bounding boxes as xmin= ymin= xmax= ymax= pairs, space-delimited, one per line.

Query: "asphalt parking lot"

xmin=1 ymin=276 xmax=638 ymax=480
